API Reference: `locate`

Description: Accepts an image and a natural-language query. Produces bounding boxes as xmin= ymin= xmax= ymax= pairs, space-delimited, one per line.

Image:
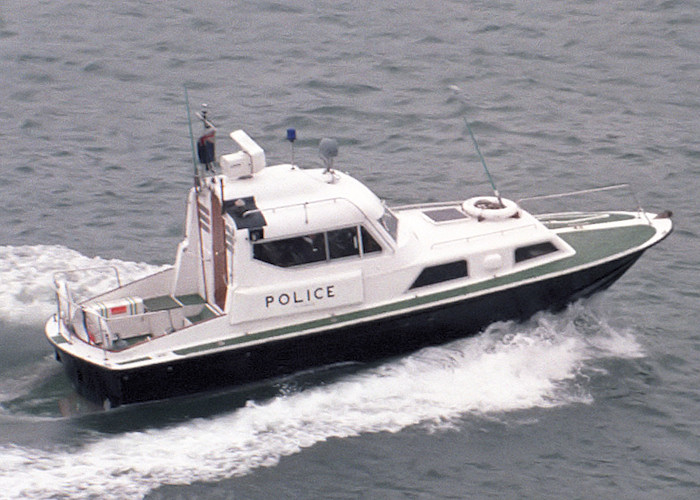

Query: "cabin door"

xmin=210 ymin=189 xmax=228 ymax=310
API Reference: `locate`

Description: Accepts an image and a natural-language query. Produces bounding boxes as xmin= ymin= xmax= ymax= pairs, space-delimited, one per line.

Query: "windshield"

xmin=379 ymin=208 xmax=398 ymax=241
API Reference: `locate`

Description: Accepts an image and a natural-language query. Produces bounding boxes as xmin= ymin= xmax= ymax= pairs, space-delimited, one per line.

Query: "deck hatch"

xmin=410 ymin=260 xmax=468 ymax=289
xmin=423 ymin=208 xmax=467 ymax=222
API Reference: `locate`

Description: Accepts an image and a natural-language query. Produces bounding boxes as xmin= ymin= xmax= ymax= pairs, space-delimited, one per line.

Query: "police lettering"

xmin=265 ymin=285 xmax=336 ymax=308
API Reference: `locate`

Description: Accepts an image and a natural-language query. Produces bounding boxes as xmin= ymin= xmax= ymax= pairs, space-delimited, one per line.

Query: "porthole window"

xmin=514 ymin=241 xmax=558 ymax=263
xmin=410 ymin=260 xmax=468 ymax=289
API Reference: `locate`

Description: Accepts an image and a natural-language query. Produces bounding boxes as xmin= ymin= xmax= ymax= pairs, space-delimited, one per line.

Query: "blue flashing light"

xmin=286 ymin=128 xmax=296 ymax=142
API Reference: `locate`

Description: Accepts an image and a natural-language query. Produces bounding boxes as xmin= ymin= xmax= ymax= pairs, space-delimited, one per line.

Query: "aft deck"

xmin=143 ymin=293 xmax=218 ymax=322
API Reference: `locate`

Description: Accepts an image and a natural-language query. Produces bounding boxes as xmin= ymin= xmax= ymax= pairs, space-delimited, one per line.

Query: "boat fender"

xmin=462 ymin=196 xmax=519 ymax=221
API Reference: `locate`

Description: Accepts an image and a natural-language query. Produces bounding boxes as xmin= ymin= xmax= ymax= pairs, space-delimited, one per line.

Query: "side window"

xmin=514 ymin=241 xmax=558 ymax=263
xmin=410 ymin=261 xmax=468 ymax=289
xmin=254 ymin=233 xmax=326 ymax=267
xmin=360 ymin=226 xmax=382 ymax=255
xmin=327 ymin=227 xmax=360 ymax=259
xmin=254 ymin=226 xmax=382 ymax=267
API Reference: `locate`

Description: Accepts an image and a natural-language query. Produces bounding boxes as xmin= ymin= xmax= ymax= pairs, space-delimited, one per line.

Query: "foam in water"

xmin=0 ymin=356 xmax=61 ymax=410
xmin=0 ymin=245 xmax=165 ymax=327
xmin=0 ymin=306 xmax=644 ymax=499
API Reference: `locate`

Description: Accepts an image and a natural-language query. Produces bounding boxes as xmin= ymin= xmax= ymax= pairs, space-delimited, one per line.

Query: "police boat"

xmin=45 ymin=107 xmax=673 ymax=408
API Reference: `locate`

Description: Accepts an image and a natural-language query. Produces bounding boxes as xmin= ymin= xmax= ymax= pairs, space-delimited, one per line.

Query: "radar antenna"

xmin=319 ymin=138 xmax=339 ymax=173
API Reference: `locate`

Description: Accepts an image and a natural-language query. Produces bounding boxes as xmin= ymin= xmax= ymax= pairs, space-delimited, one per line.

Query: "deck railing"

xmin=394 ymin=184 xmax=651 ymax=224
xmin=239 ymin=195 xmax=398 ymax=250
xmin=52 ymin=267 xmax=121 ymax=347
xmin=517 ymin=183 xmax=651 ymax=223
xmin=52 ymin=268 xmax=206 ymax=351
xmin=430 ymin=222 xmax=542 ymax=250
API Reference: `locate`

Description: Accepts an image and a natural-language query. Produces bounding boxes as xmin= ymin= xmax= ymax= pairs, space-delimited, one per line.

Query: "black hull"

xmin=54 ymin=250 xmax=643 ymax=407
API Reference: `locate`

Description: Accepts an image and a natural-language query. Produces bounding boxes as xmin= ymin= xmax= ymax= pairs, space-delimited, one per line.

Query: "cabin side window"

xmin=410 ymin=260 xmax=468 ymax=289
xmin=253 ymin=233 xmax=326 ymax=267
xmin=514 ymin=241 xmax=558 ymax=263
xmin=360 ymin=226 xmax=382 ymax=255
xmin=327 ymin=227 xmax=360 ymax=259
xmin=253 ymin=225 xmax=382 ymax=267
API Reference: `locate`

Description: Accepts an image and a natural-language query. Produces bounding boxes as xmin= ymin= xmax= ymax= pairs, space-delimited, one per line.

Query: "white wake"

xmin=0 ymin=303 xmax=643 ymax=500
xmin=0 ymin=244 xmax=165 ymax=326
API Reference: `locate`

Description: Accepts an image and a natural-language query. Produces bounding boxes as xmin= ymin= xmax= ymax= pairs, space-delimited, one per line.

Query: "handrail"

xmin=52 ymin=277 xmax=192 ymax=351
xmin=535 ymin=212 xmax=613 ymax=225
xmin=430 ymin=222 xmax=540 ymax=250
xmin=52 ymin=283 xmax=115 ymax=348
xmin=53 ymin=265 xmax=122 ymax=289
xmin=391 ymin=200 xmax=464 ymax=211
xmin=240 ymin=196 xmax=368 ymax=222
xmin=88 ymin=309 xmax=114 ymax=350
xmin=391 ymin=184 xmax=641 ymax=214
xmin=517 ymin=183 xmax=631 ymax=204
xmin=51 ymin=266 xmax=122 ymax=351
xmin=52 ymin=283 xmax=165 ymax=352
xmin=517 ymin=183 xmax=651 ymax=225
xmin=239 ymin=195 xmax=397 ymax=250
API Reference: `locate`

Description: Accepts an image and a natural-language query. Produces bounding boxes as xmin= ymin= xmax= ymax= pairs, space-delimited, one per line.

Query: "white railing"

xmin=52 ymin=266 xmax=122 ymax=334
xmin=52 ymin=266 xmax=122 ymax=351
xmin=239 ymin=196 xmax=375 ymax=229
xmin=53 ymin=266 xmax=122 ymax=289
xmin=430 ymin=222 xmax=541 ymax=250
xmin=391 ymin=200 xmax=463 ymax=211
xmin=394 ymin=184 xmax=650 ymax=224
xmin=52 ymin=278 xmax=115 ymax=349
xmin=517 ymin=183 xmax=650 ymax=223
xmin=52 ymin=268 xmax=198 ymax=351
xmin=239 ymin=196 xmax=398 ymax=250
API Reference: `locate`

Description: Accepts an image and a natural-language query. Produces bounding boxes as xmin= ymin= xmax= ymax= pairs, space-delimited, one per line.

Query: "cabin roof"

xmin=218 ymin=165 xmax=386 ymax=238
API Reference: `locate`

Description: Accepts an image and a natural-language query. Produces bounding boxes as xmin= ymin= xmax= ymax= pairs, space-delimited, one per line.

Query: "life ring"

xmin=462 ymin=196 xmax=519 ymax=221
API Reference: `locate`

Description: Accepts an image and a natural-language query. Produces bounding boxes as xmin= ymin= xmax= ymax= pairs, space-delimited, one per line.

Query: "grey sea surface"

xmin=1 ymin=1 xmax=699 ymax=498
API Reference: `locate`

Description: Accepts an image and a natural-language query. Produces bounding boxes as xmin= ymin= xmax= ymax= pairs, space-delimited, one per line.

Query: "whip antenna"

xmin=449 ymin=85 xmax=503 ymax=207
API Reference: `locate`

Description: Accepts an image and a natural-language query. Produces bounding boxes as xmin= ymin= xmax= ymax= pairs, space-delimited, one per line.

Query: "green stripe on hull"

xmin=173 ymin=224 xmax=656 ymax=357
